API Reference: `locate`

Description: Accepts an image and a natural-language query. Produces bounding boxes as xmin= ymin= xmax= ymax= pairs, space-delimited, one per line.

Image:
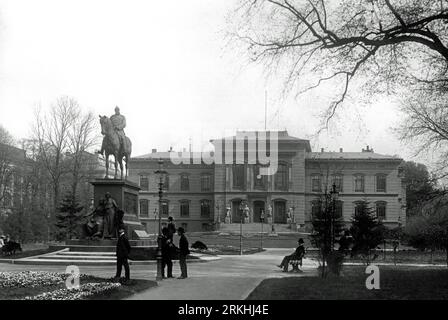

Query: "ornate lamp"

xmin=154 ymin=158 xmax=168 ymax=280
xmin=329 ymin=182 xmax=340 ymax=251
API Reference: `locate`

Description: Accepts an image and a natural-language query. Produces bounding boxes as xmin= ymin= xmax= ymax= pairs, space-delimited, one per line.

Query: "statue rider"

xmin=98 ymin=106 xmax=127 ymax=156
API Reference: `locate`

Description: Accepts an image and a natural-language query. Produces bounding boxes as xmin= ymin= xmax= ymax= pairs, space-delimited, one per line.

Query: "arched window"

xmin=376 ymin=201 xmax=387 ymax=221
xmin=376 ymin=174 xmax=387 ymax=192
xmin=180 ymin=200 xmax=190 ymax=217
xmin=354 ymin=174 xmax=365 ymax=192
xmin=232 ymin=165 xmax=245 ymax=189
xmin=354 ymin=201 xmax=364 ymax=215
xmin=139 ymin=199 xmax=149 ymax=216
xmin=311 ymin=200 xmax=322 ymax=217
xmin=311 ymin=174 xmax=322 ymax=192
xmin=180 ymin=173 xmax=189 ymax=191
xmin=161 ymin=200 xmax=169 ymax=216
xmin=275 ymin=163 xmax=288 ymax=190
xmin=200 ymin=199 xmax=211 ymax=217
xmin=335 ymin=200 xmax=343 ymax=219
xmin=253 ymin=165 xmax=267 ymax=190
xmin=332 ymin=174 xmax=343 ymax=192
xmin=139 ymin=175 xmax=149 ymax=191
xmin=201 ymin=173 xmax=212 ymax=191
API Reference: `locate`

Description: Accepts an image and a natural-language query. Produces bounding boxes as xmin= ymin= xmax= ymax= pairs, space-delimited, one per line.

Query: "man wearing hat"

xmin=115 ymin=228 xmax=131 ymax=282
xmin=278 ymin=238 xmax=305 ymax=272
xmin=167 ymin=216 xmax=176 ymax=242
xmin=177 ymin=227 xmax=190 ymax=279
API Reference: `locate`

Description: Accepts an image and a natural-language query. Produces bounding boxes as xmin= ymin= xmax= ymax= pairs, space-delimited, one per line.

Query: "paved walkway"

xmin=127 ymin=249 xmax=318 ymax=300
xmin=0 ymin=248 xmax=318 ymax=300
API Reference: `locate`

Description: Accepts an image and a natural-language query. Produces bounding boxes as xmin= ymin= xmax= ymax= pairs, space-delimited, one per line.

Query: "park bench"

xmin=289 ymin=259 xmax=303 ymax=272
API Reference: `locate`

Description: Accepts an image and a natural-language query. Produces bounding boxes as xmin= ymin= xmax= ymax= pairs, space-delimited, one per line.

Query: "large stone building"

xmin=129 ymin=131 xmax=406 ymax=233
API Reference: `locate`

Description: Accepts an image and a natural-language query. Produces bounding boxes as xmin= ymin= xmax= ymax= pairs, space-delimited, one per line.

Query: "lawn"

xmin=247 ymin=266 xmax=448 ymax=300
xmin=191 ymin=244 xmax=264 ymax=255
xmin=305 ymin=249 xmax=448 ymax=265
xmin=0 ymin=271 xmax=156 ymax=300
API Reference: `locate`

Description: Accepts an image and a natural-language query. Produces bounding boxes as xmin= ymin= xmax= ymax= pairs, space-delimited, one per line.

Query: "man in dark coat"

xmin=167 ymin=216 xmax=176 ymax=242
xmin=177 ymin=227 xmax=190 ymax=279
xmin=278 ymin=238 xmax=305 ymax=272
xmin=161 ymin=227 xmax=174 ymax=278
xmin=115 ymin=228 xmax=131 ymax=282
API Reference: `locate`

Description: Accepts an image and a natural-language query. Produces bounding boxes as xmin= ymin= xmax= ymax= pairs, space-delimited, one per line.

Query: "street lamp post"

xmin=153 ymin=208 xmax=158 ymax=241
xmin=154 ymin=158 xmax=167 ymax=281
xmin=329 ymin=182 xmax=339 ymax=252
xmin=216 ymin=203 xmax=220 ymax=231
xmin=260 ymin=209 xmax=265 ymax=250
xmin=239 ymin=201 xmax=245 ymax=256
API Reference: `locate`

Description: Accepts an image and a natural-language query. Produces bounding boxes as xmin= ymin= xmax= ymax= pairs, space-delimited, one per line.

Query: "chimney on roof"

xmin=152 ymin=148 xmax=157 ymax=153
xmin=339 ymin=148 xmax=343 ymax=153
xmin=362 ymin=145 xmax=373 ymax=153
xmin=321 ymin=148 xmax=324 ymax=153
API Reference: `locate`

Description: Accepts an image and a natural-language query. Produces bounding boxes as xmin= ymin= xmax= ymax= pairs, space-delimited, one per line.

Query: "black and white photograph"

xmin=1 ymin=0 xmax=448 ymax=308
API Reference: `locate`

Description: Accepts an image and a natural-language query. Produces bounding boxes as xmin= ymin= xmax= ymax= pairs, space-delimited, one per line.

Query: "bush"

xmin=326 ymin=251 xmax=345 ymax=276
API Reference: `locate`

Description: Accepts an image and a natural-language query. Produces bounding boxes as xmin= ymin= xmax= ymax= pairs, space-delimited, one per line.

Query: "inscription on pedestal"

xmin=124 ymin=191 xmax=138 ymax=216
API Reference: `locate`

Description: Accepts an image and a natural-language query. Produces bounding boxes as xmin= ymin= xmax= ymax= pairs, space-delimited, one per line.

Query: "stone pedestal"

xmin=91 ymin=179 xmax=150 ymax=240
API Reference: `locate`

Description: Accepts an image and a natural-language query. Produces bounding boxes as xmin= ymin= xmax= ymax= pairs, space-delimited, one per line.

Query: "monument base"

xmin=91 ymin=178 xmax=150 ymax=240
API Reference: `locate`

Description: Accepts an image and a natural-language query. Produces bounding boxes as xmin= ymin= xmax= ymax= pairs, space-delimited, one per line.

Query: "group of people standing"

xmin=114 ymin=216 xmax=190 ymax=283
xmin=161 ymin=217 xmax=190 ymax=279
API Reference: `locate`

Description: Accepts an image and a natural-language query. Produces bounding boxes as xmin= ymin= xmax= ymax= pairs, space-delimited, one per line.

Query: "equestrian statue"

xmin=98 ymin=106 xmax=132 ymax=179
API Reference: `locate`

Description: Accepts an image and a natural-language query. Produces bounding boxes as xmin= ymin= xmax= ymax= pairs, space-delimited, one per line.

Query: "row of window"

xmin=311 ymin=174 xmax=387 ymax=193
xmin=311 ymin=201 xmax=388 ymax=220
xmin=139 ymin=199 xmax=212 ymax=217
xmin=146 ymin=222 xmax=212 ymax=233
xmin=232 ymin=163 xmax=289 ymax=190
xmin=139 ymin=174 xmax=212 ymax=192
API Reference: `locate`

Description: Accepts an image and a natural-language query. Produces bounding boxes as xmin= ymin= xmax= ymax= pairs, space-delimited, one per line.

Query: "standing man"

xmin=115 ymin=228 xmax=131 ymax=283
xmin=167 ymin=216 xmax=176 ymax=242
xmin=177 ymin=227 xmax=190 ymax=279
xmin=161 ymin=227 xmax=174 ymax=278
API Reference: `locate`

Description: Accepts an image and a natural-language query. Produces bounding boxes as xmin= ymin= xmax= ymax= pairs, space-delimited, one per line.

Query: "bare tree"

xmin=396 ymin=92 xmax=448 ymax=179
xmin=67 ymin=111 xmax=99 ymax=201
xmin=229 ymin=0 xmax=448 ymax=128
xmin=32 ymin=96 xmax=79 ymax=217
xmin=0 ymin=126 xmax=17 ymax=206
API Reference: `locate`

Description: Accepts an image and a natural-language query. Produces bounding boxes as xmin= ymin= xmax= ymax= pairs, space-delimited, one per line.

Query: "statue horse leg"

xmin=114 ymin=153 xmax=119 ymax=179
xmin=105 ymin=152 xmax=109 ymax=179
xmin=124 ymin=154 xmax=129 ymax=178
xmin=118 ymin=155 xmax=124 ymax=180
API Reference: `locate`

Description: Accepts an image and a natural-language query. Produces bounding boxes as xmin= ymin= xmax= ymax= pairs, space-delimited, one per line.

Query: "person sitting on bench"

xmin=278 ymin=238 xmax=305 ymax=272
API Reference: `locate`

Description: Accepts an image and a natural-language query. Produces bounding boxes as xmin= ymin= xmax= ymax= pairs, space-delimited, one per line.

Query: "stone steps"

xmin=6 ymin=249 xmax=218 ymax=266
xmin=219 ymin=223 xmax=299 ymax=233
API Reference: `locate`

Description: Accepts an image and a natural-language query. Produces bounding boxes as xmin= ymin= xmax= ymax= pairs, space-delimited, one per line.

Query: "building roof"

xmin=0 ymin=143 xmax=26 ymax=162
xmin=306 ymin=152 xmax=402 ymax=161
xmin=210 ymin=130 xmax=312 ymax=152
xmin=132 ymin=151 xmax=206 ymax=160
xmin=210 ymin=130 xmax=308 ymax=142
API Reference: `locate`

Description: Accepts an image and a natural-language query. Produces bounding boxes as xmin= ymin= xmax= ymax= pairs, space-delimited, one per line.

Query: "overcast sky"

xmin=0 ymin=0 xmax=426 ymax=164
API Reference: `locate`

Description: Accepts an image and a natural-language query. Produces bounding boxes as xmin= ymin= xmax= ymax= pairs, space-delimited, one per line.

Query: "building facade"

xmin=129 ymin=131 xmax=406 ymax=233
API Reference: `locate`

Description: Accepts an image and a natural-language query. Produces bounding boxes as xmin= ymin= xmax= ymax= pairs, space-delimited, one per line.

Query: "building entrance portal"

xmin=274 ymin=200 xmax=287 ymax=223
xmin=231 ymin=199 xmax=242 ymax=223
xmin=253 ymin=201 xmax=265 ymax=223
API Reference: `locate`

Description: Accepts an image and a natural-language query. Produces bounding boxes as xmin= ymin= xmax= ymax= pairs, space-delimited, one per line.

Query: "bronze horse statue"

xmin=99 ymin=115 xmax=132 ymax=179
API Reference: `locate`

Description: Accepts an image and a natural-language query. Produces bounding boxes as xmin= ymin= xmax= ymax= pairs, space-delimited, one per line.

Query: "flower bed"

xmin=24 ymin=282 xmax=122 ymax=300
xmin=0 ymin=271 xmax=155 ymax=300
xmin=0 ymin=271 xmax=90 ymax=288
